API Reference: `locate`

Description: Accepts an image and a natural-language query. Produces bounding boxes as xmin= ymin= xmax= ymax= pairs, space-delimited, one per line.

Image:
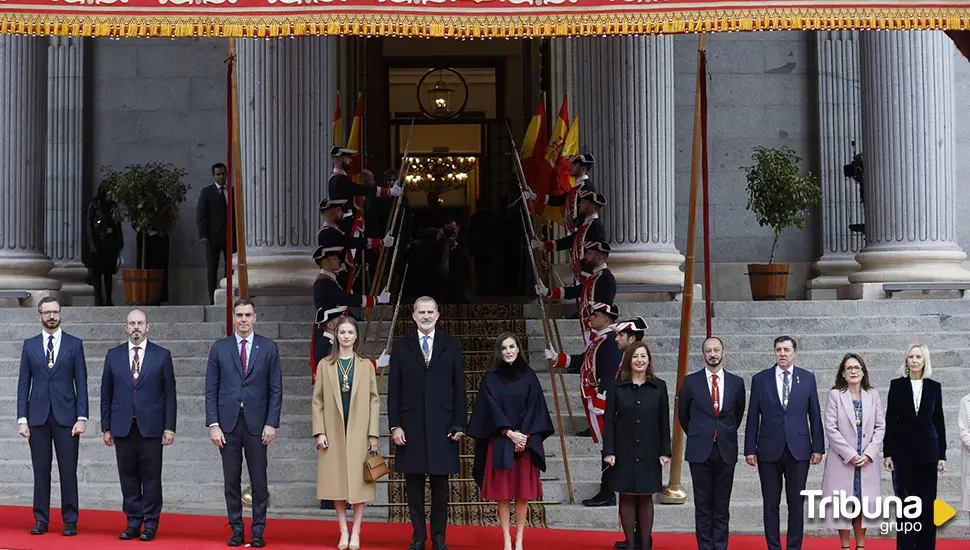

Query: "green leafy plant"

xmin=100 ymin=162 xmax=190 ymax=269
xmin=742 ymin=146 xmax=821 ymax=264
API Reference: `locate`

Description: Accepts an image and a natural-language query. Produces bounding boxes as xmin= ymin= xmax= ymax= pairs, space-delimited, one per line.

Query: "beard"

xmin=43 ymin=318 xmax=60 ymax=330
xmin=580 ymin=259 xmax=595 ymax=273
xmin=706 ymin=356 xmax=722 ymax=368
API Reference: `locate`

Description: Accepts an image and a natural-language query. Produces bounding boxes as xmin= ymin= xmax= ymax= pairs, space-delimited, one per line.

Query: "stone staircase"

xmin=0 ymin=300 xmax=966 ymax=540
xmin=526 ymin=299 xmax=970 ymax=539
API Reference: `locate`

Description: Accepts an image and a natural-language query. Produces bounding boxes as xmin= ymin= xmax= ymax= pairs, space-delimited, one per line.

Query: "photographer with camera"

xmin=432 ymin=217 xmax=471 ymax=304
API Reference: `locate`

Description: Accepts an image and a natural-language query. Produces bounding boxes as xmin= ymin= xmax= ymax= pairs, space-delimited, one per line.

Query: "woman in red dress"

xmin=468 ymin=332 xmax=555 ymax=550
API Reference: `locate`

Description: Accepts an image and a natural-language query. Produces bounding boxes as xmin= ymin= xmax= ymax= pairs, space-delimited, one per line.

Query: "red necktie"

xmin=132 ymin=346 xmax=141 ymax=381
xmin=712 ymin=374 xmax=720 ymax=437
xmin=240 ymin=339 xmax=248 ymax=377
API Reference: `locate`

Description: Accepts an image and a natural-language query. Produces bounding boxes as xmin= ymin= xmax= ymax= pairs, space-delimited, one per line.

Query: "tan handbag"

xmin=363 ymin=451 xmax=389 ymax=482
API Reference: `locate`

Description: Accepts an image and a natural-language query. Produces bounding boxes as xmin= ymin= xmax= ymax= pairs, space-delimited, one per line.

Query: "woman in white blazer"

xmin=958 ymin=391 xmax=970 ymax=517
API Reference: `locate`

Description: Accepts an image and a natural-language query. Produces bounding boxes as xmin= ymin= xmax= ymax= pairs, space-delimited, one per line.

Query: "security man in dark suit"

xmin=205 ymin=299 xmax=283 ymax=548
xmin=196 ymin=162 xmax=235 ymax=305
xmin=679 ymin=337 xmax=747 ymax=550
xmin=100 ymin=309 xmax=177 ymax=541
xmin=16 ymin=296 xmax=88 ymax=537
xmin=387 ymin=296 xmax=467 ymax=550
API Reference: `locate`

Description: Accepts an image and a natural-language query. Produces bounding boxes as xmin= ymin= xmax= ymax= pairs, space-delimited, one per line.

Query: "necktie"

xmin=240 ymin=339 xmax=248 ymax=377
xmin=421 ymin=335 xmax=431 ymax=364
xmin=132 ymin=346 xmax=141 ymax=381
xmin=782 ymin=371 xmax=790 ymax=409
xmin=219 ymin=185 xmax=227 ymax=203
xmin=712 ymin=374 xmax=720 ymax=438
xmin=47 ymin=335 xmax=54 ymax=369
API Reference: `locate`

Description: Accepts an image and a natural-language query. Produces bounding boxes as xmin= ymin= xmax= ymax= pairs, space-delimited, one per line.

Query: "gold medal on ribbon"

xmin=47 ymin=359 xmax=53 ymax=369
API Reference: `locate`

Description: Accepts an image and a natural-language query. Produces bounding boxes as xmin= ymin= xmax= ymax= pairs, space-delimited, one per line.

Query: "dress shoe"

xmin=250 ymin=532 xmax=266 ymax=548
xmin=576 ymin=428 xmax=591 ymax=437
xmin=228 ymin=531 xmax=245 ymax=546
xmin=614 ymin=541 xmax=643 ymax=550
xmin=63 ymin=522 xmax=78 ymax=536
xmin=407 ymin=543 xmax=426 ymax=550
xmin=120 ymin=527 xmax=141 ymax=540
xmin=30 ymin=521 xmax=48 ymax=535
xmin=431 ymin=544 xmax=449 ymax=550
xmin=140 ymin=528 xmax=157 ymax=541
xmin=581 ymin=492 xmax=615 ymax=507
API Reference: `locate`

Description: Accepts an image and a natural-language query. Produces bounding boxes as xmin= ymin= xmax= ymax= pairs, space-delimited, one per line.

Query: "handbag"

xmin=363 ymin=451 xmax=389 ymax=482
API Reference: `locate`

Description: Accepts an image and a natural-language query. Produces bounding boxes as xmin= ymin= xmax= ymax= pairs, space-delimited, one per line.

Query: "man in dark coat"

xmin=85 ymin=184 xmax=124 ymax=306
xmin=196 ymin=163 xmax=235 ymax=305
xmin=387 ymin=296 xmax=467 ymax=550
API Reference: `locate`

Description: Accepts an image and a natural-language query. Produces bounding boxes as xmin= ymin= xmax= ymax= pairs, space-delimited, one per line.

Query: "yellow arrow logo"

xmin=934 ymin=499 xmax=956 ymax=527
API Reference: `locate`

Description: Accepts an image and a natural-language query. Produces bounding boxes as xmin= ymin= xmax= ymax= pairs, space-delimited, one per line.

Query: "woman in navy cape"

xmin=468 ymin=332 xmax=554 ymax=550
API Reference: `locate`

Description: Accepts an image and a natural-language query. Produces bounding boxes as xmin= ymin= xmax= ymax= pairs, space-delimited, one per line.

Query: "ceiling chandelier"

xmin=404 ymin=156 xmax=478 ymax=194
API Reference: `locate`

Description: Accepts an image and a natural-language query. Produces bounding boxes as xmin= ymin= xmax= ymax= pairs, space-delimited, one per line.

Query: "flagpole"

xmin=661 ymin=32 xmax=707 ymax=506
xmin=229 ymin=39 xmax=249 ymax=301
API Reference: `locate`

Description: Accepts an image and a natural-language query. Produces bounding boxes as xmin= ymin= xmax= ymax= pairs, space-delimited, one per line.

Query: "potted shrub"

xmin=742 ymin=146 xmax=821 ymax=301
xmin=100 ymin=163 xmax=190 ymax=306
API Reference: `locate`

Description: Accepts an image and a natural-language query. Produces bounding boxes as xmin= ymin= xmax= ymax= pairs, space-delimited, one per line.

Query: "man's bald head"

xmin=125 ymin=309 xmax=150 ymax=345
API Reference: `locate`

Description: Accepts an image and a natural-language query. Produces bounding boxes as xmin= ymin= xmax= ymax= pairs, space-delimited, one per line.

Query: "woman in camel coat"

xmin=312 ymin=316 xmax=381 ymax=550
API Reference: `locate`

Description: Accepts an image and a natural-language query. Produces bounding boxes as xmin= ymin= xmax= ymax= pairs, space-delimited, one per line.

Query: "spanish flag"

xmin=332 ymin=91 xmax=343 ymax=148
xmin=346 ymin=93 xmax=363 ymax=183
xmin=558 ymin=117 xmax=580 ymax=196
xmin=542 ymin=95 xmax=569 ymax=225
xmin=519 ymin=94 xmax=547 ymax=215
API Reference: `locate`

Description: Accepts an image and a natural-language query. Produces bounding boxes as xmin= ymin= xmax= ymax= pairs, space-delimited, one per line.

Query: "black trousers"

xmin=405 ymin=473 xmax=449 ymax=544
xmin=893 ymin=459 xmax=938 ymax=550
xmin=205 ymin=241 xmax=228 ymax=305
xmin=689 ymin=444 xmax=736 ymax=550
xmin=757 ymin=446 xmax=809 ymax=550
xmin=220 ymin=409 xmax=268 ymax=534
xmin=91 ymin=272 xmax=114 ymax=306
xmin=29 ymin=413 xmax=79 ymax=524
xmin=115 ymin=419 xmax=164 ymax=529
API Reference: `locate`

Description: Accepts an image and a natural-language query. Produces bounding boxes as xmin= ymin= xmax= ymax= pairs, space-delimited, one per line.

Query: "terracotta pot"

xmin=747 ymin=263 xmax=789 ymax=301
xmin=121 ymin=268 xmax=165 ymax=306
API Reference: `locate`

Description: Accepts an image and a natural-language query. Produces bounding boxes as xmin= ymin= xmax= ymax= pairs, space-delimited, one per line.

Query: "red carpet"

xmin=0 ymin=506 xmax=967 ymax=550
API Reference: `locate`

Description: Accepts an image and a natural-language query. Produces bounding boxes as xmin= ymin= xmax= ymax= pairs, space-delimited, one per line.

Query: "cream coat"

xmin=311 ymin=354 xmax=380 ymax=504
xmin=958 ymin=393 xmax=970 ymax=511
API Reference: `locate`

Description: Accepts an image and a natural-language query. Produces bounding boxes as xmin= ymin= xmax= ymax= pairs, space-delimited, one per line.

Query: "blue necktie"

xmin=47 ymin=335 xmax=54 ymax=368
xmin=782 ymin=371 xmax=790 ymax=410
xmin=422 ymin=335 xmax=431 ymax=364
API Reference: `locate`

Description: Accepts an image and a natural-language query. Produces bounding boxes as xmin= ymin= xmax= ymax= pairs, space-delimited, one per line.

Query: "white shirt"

xmin=129 ymin=339 xmax=147 ymax=370
xmin=775 ymin=365 xmax=795 ymax=406
xmin=911 ymin=379 xmax=924 ymax=413
xmin=706 ymin=367 xmax=726 ymax=408
xmin=417 ymin=330 xmax=435 ymax=361
xmin=19 ymin=329 xmax=86 ymax=424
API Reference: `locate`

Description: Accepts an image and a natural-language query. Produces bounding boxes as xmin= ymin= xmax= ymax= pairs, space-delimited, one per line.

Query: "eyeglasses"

xmin=40 ymin=311 xmax=60 ymax=317
xmin=843 ymin=366 xmax=863 ymax=373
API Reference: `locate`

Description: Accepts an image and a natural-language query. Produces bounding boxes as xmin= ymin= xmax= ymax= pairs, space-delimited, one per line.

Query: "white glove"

xmin=376 ymin=352 xmax=390 ymax=370
xmin=523 ymin=190 xmax=537 ymax=201
xmin=530 ymin=238 xmax=544 ymax=250
xmin=382 ymin=234 xmax=395 ymax=248
xmin=377 ymin=291 xmax=391 ymax=304
xmin=389 ymin=184 xmax=403 ymax=197
xmin=543 ymin=348 xmax=557 ymax=361
xmin=534 ymin=282 xmax=549 ymax=297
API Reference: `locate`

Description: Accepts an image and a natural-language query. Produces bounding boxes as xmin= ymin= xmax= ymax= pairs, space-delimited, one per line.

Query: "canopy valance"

xmin=0 ymin=0 xmax=967 ymax=38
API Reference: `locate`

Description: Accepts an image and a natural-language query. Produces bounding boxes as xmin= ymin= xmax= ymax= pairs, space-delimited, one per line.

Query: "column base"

xmin=50 ymin=262 xmax=94 ymax=305
xmin=214 ymin=253 xmax=317 ymax=306
xmin=608 ymin=250 xmax=685 ymax=286
xmin=0 ymin=253 xmax=61 ymax=296
xmin=848 ymin=248 xmax=970 ymax=283
xmin=806 ymin=256 xmax=861 ymax=300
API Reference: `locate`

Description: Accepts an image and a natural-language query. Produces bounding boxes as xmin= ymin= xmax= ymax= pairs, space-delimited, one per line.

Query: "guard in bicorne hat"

xmin=543 ymin=302 xmax=620 ymax=507
xmin=532 ymin=191 xmax=607 ymax=281
xmin=537 ymin=241 xmax=616 ymax=349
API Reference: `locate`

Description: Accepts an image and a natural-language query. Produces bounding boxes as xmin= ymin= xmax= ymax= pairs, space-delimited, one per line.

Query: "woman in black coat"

xmin=603 ymin=341 xmax=671 ymax=550
xmin=884 ymin=343 xmax=947 ymax=550
xmin=85 ymin=184 xmax=123 ymax=306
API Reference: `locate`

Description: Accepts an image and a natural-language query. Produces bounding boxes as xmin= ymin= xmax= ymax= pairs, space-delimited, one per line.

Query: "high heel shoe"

xmin=337 ymin=532 xmax=350 ymax=550
xmin=349 ymin=532 xmax=360 ymax=550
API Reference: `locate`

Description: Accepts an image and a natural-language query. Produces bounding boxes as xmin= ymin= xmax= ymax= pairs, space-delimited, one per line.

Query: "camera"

xmin=442 ymin=227 xmax=457 ymax=239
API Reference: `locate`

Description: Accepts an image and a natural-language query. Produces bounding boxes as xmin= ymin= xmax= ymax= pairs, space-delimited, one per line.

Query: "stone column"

xmin=0 ymin=36 xmax=60 ymax=301
xmin=573 ymin=36 xmax=685 ymax=286
xmin=46 ymin=37 xmax=92 ymax=305
xmin=843 ymin=31 xmax=970 ymax=299
xmin=806 ymin=31 xmax=864 ymax=299
xmin=218 ymin=38 xmax=335 ymax=302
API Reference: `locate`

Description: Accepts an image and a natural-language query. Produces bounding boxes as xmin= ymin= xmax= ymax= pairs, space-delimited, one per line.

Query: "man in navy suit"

xmin=16 ymin=296 xmax=88 ymax=536
xmin=679 ymin=337 xmax=747 ymax=550
xmin=744 ymin=336 xmax=824 ymax=550
xmin=205 ymin=298 xmax=282 ymax=548
xmin=101 ymin=309 xmax=177 ymax=541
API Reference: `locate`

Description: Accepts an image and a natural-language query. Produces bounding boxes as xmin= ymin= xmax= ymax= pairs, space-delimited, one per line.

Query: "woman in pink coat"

xmin=820 ymin=353 xmax=886 ymax=550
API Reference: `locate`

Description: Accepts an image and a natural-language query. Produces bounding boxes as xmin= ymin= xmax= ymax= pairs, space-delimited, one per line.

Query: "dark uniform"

xmin=549 ymin=242 xmax=616 ymax=346
xmin=540 ymin=192 xmax=607 ymax=280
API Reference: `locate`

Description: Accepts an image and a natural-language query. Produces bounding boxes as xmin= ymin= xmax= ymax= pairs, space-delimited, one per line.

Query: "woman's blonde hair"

xmin=901 ymin=343 xmax=932 ymax=380
xmin=327 ymin=316 xmax=360 ymax=360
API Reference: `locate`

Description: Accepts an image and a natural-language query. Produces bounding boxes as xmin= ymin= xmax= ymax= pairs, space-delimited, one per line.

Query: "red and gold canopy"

xmin=0 ymin=0 xmax=967 ymax=37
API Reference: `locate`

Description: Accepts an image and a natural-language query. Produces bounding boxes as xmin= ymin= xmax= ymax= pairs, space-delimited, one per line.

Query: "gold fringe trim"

xmin=0 ymin=9 xmax=967 ymax=38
